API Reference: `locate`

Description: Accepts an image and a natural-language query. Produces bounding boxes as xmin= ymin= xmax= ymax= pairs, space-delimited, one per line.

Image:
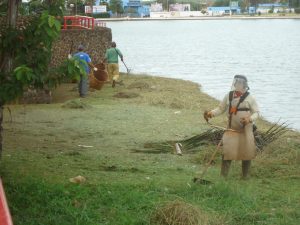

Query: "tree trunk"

xmin=7 ymin=0 xmax=20 ymax=27
xmin=1 ymin=0 xmax=20 ymax=72
xmin=0 ymin=0 xmax=20 ymax=160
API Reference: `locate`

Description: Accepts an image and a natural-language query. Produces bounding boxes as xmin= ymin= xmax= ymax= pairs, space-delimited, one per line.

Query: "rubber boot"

xmin=242 ymin=160 xmax=251 ymax=179
xmin=221 ymin=159 xmax=231 ymax=178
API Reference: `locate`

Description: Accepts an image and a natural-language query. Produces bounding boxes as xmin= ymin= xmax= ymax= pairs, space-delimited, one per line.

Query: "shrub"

xmin=92 ymin=12 xmax=110 ymax=18
xmin=295 ymin=8 xmax=300 ymax=14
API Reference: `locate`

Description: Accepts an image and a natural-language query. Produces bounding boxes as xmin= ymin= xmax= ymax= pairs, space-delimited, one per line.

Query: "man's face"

xmin=234 ymin=79 xmax=245 ymax=92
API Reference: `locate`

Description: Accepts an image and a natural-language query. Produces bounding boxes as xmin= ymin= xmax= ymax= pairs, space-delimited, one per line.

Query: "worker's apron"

xmin=222 ymin=98 xmax=256 ymax=160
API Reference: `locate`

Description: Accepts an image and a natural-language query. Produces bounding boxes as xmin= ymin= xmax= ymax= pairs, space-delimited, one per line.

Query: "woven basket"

xmin=90 ymin=72 xmax=105 ymax=90
xmin=95 ymin=62 xmax=106 ymax=71
xmin=94 ymin=69 xmax=108 ymax=81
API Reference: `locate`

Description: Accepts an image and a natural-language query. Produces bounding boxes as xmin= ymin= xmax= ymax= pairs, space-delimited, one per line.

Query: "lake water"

xmin=107 ymin=19 xmax=300 ymax=131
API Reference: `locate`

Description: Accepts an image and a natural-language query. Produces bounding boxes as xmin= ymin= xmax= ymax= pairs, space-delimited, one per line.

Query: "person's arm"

xmin=240 ymin=95 xmax=259 ymax=125
xmin=116 ymin=48 xmax=123 ymax=61
xmin=211 ymin=93 xmax=229 ymax=117
xmin=249 ymin=96 xmax=259 ymax=122
xmin=86 ymin=55 xmax=98 ymax=71
xmin=204 ymin=93 xmax=228 ymax=122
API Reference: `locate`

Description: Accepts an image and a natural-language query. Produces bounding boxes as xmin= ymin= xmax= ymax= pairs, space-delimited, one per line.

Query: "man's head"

xmin=111 ymin=42 xmax=116 ymax=48
xmin=78 ymin=44 xmax=85 ymax=51
xmin=232 ymin=75 xmax=249 ymax=92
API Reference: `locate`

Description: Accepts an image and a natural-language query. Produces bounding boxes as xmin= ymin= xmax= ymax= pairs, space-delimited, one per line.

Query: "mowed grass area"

xmin=1 ymin=74 xmax=300 ymax=225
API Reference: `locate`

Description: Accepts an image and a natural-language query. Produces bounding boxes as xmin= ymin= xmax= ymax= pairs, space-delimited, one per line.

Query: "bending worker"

xmin=103 ymin=41 xmax=124 ymax=88
xmin=73 ymin=45 xmax=97 ymax=98
xmin=204 ymin=75 xmax=259 ymax=179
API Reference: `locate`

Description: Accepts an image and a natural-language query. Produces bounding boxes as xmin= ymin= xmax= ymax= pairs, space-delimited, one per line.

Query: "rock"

xmin=69 ymin=175 xmax=86 ymax=184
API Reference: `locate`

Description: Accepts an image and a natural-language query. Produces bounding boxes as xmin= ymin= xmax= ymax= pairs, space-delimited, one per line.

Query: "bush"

xmin=295 ymin=8 xmax=300 ymax=14
xmin=92 ymin=12 xmax=110 ymax=18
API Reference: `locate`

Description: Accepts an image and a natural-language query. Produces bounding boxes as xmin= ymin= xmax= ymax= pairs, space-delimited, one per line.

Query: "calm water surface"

xmin=107 ymin=20 xmax=300 ymax=131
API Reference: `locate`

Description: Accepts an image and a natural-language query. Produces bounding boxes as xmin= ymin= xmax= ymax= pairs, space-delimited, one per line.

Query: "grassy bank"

xmin=1 ymin=74 xmax=300 ymax=225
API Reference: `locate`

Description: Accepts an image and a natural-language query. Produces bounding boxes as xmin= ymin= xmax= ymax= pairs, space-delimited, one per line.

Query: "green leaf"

xmin=54 ymin=20 xmax=61 ymax=31
xmin=48 ymin=16 xmax=55 ymax=28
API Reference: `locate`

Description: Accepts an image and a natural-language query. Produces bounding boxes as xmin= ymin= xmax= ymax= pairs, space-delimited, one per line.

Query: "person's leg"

xmin=242 ymin=160 xmax=251 ymax=179
xmin=79 ymin=75 xmax=88 ymax=97
xmin=221 ymin=156 xmax=232 ymax=177
xmin=78 ymin=76 xmax=83 ymax=97
xmin=107 ymin=64 xmax=114 ymax=82
xmin=112 ymin=63 xmax=120 ymax=82
xmin=112 ymin=64 xmax=119 ymax=88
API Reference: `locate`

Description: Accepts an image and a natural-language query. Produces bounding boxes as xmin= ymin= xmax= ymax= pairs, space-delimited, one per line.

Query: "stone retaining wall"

xmin=1 ymin=16 xmax=112 ymax=104
xmin=51 ymin=27 xmax=112 ymax=67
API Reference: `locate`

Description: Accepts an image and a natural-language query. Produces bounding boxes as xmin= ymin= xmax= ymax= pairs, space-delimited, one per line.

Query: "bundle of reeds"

xmin=254 ymin=122 xmax=289 ymax=151
xmin=136 ymin=122 xmax=288 ymax=154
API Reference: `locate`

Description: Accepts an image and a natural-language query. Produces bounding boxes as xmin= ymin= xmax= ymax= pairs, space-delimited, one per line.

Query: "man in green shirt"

xmin=104 ymin=42 xmax=123 ymax=88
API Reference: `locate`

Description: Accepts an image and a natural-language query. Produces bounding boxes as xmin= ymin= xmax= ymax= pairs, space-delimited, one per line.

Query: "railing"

xmin=62 ymin=16 xmax=95 ymax=30
xmin=94 ymin=19 xmax=106 ymax=27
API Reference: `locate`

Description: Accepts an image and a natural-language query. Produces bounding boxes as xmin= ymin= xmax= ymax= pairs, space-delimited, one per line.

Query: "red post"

xmin=0 ymin=179 xmax=13 ymax=225
xmin=91 ymin=18 xmax=94 ymax=29
xmin=63 ymin=17 xmax=66 ymax=29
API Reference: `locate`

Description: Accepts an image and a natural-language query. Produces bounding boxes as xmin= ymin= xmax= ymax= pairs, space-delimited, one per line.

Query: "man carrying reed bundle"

xmin=204 ymin=75 xmax=260 ymax=179
xmin=72 ymin=45 xmax=98 ymax=98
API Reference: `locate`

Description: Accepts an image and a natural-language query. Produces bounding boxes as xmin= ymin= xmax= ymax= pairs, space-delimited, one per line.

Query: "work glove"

xmin=93 ymin=67 xmax=98 ymax=71
xmin=203 ymin=110 xmax=213 ymax=122
xmin=68 ymin=54 xmax=72 ymax=59
xmin=240 ymin=117 xmax=251 ymax=126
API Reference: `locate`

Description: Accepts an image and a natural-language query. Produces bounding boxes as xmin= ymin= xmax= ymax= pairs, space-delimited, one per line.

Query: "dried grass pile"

xmin=138 ymin=122 xmax=288 ymax=154
xmin=150 ymin=200 xmax=210 ymax=225
xmin=113 ymin=92 xmax=140 ymax=98
xmin=62 ymin=99 xmax=91 ymax=109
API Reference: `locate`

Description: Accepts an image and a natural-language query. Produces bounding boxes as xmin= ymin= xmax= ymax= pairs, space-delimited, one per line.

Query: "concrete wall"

xmin=51 ymin=27 xmax=112 ymax=67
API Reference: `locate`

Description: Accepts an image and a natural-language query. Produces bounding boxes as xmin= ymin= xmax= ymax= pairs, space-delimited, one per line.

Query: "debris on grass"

xmin=78 ymin=144 xmax=94 ymax=148
xmin=69 ymin=175 xmax=86 ymax=184
xmin=114 ymin=92 xmax=139 ymax=98
xmin=62 ymin=99 xmax=92 ymax=109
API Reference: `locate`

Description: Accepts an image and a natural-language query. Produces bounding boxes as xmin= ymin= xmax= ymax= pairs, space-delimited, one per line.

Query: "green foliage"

xmin=0 ymin=2 xmax=84 ymax=105
xmin=213 ymin=0 xmax=230 ymax=7
xmin=295 ymin=8 xmax=300 ymax=14
xmin=92 ymin=12 xmax=111 ymax=18
xmin=109 ymin=0 xmax=124 ymax=14
xmin=0 ymin=0 xmax=8 ymax=14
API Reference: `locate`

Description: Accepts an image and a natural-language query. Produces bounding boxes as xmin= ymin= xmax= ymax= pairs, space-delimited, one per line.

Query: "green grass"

xmin=1 ymin=74 xmax=300 ymax=225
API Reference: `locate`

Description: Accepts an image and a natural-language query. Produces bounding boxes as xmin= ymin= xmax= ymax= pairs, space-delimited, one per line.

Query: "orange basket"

xmin=94 ymin=69 xmax=108 ymax=81
xmin=89 ymin=71 xmax=105 ymax=90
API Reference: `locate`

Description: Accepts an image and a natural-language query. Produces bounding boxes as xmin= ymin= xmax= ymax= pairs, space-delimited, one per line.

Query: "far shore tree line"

xmin=3 ymin=0 xmax=299 ymax=17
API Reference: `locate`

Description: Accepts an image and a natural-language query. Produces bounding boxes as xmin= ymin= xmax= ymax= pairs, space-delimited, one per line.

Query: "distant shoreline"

xmin=100 ymin=15 xmax=300 ymax=22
